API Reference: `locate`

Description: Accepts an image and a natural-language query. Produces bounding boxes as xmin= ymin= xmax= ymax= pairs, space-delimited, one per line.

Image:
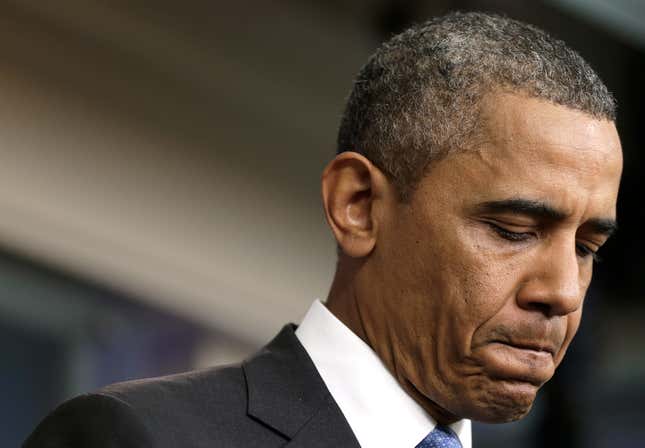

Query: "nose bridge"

xmin=519 ymin=234 xmax=583 ymax=316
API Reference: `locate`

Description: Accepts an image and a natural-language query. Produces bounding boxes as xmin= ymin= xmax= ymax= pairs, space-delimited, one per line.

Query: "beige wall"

xmin=0 ymin=1 xmax=375 ymax=345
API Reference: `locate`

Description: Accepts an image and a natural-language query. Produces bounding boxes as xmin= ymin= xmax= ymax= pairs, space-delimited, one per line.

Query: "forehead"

xmin=479 ymin=93 xmax=620 ymax=157
xmin=417 ymin=93 xmax=623 ymax=219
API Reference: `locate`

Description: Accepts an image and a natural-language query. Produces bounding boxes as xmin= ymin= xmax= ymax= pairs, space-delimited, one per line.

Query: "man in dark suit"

xmin=24 ymin=12 xmax=623 ymax=448
xmin=23 ymin=325 xmax=359 ymax=447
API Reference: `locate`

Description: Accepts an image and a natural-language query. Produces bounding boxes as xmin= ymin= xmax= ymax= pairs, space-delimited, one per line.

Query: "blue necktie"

xmin=415 ymin=425 xmax=463 ymax=448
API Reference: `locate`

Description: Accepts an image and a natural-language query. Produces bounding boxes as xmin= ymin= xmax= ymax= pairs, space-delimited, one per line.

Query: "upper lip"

xmin=493 ymin=339 xmax=557 ymax=356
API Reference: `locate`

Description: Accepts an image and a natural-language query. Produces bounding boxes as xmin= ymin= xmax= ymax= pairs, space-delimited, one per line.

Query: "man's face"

xmin=358 ymin=93 xmax=623 ymax=422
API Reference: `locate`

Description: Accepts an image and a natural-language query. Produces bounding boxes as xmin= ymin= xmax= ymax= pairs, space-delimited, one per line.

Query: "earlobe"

xmin=321 ymin=152 xmax=388 ymax=258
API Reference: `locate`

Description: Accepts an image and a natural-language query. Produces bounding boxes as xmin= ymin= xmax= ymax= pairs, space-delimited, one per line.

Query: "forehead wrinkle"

xmin=469 ymin=135 xmax=618 ymax=189
xmin=448 ymin=143 xmax=616 ymax=224
xmin=428 ymin=97 xmax=621 ymax=225
xmin=479 ymin=93 xmax=621 ymax=154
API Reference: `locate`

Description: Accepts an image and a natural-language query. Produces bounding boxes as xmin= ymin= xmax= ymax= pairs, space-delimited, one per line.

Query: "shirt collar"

xmin=295 ymin=300 xmax=471 ymax=448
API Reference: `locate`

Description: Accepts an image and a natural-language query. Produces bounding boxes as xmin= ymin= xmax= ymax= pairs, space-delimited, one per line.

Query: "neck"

xmin=325 ymin=260 xmax=369 ymax=345
xmin=324 ymin=259 xmax=461 ymax=426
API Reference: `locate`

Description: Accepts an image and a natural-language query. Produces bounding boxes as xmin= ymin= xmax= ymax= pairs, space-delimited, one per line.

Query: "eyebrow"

xmin=585 ymin=218 xmax=618 ymax=237
xmin=476 ymin=198 xmax=618 ymax=237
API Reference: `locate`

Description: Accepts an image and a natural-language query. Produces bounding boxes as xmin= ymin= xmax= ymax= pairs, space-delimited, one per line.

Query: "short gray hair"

xmin=337 ymin=12 xmax=616 ymax=200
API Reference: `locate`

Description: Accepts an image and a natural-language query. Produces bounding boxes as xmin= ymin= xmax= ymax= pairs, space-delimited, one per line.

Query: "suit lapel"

xmin=285 ymin=393 xmax=360 ymax=448
xmin=243 ymin=325 xmax=360 ymax=447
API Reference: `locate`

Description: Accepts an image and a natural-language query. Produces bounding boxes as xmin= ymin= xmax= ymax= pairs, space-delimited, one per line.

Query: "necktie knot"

xmin=415 ymin=425 xmax=462 ymax=448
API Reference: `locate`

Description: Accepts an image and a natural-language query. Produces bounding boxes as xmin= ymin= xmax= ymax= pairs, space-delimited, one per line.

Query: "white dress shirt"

xmin=296 ymin=300 xmax=472 ymax=448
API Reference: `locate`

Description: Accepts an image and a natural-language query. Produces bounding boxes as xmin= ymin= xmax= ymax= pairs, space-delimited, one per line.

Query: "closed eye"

xmin=486 ymin=222 xmax=534 ymax=242
xmin=486 ymin=220 xmax=604 ymax=263
xmin=576 ymin=242 xmax=602 ymax=262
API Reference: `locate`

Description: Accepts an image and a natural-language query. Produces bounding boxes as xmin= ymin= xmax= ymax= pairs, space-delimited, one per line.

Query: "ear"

xmin=321 ymin=152 xmax=392 ymax=258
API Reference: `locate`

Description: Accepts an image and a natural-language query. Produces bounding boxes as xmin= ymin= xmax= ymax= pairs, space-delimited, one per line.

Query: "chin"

xmin=461 ymin=378 xmax=540 ymax=423
xmin=456 ymin=343 xmax=555 ymax=422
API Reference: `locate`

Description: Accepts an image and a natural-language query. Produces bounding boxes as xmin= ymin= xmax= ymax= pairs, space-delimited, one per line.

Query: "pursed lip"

xmin=490 ymin=339 xmax=557 ymax=356
xmin=478 ymin=337 xmax=560 ymax=385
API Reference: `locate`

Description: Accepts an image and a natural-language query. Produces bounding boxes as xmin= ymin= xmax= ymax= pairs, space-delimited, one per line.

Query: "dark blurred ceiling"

xmin=300 ymin=0 xmax=645 ymax=51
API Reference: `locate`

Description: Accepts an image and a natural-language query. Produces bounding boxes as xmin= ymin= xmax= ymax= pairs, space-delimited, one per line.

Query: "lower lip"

xmin=482 ymin=342 xmax=555 ymax=384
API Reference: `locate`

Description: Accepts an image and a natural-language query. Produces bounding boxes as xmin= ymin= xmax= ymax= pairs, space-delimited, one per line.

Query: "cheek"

xmin=555 ymin=308 xmax=583 ymax=366
xmin=439 ymin=236 xmax=523 ymax=341
xmin=412 ymin=231 xmax=522 ymax=377
xmin=394 ymin=220 xmax=519 ymax=338
xmin=376 ymin=211 xmax=524 ymax=355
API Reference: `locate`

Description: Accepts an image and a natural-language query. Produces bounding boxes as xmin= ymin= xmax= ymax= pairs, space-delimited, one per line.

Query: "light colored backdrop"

xmin=0 ymin=1 xmax=377 ymax=351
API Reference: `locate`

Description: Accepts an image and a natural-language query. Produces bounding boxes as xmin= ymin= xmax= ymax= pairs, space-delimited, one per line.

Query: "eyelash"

xmin=488 ymin=223 xmax=602 ymax=262
xmin=489 ymin=223 xmax=533 ymax=242
xmin=576 ymin=243 xmax=602 ymax=263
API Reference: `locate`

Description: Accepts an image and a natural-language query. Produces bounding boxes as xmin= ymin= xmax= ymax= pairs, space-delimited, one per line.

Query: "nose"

xmin=516 ymin=238 xmax=585 ymax=317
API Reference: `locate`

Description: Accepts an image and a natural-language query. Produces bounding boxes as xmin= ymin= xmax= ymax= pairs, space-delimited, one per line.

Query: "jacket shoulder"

xmin=24 ymin=364 xmax=287 ymax=448
xmin=23 ymin=392 xmax=153 ymax=448
xmin=103 ymin=364 xmax=270 ymax=446
xmin=100 ymin=364 xmax=247 ymax=416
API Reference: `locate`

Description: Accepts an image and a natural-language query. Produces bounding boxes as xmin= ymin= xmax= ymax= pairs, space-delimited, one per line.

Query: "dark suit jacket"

xmin=23 ymin=325 xmax=361 ymax=447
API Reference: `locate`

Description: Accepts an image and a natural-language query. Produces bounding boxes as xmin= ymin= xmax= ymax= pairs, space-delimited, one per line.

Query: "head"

xmin=322 ymin=12 xmax=623 ymax=424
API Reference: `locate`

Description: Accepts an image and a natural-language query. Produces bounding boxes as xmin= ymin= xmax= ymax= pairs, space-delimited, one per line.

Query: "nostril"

xmin=526 ymin=301 xmax=552 ymax=316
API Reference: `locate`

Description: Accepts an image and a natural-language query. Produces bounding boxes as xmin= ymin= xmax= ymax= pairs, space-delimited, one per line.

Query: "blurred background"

xmin=1 ymin=1 xmax=642 ymax=447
